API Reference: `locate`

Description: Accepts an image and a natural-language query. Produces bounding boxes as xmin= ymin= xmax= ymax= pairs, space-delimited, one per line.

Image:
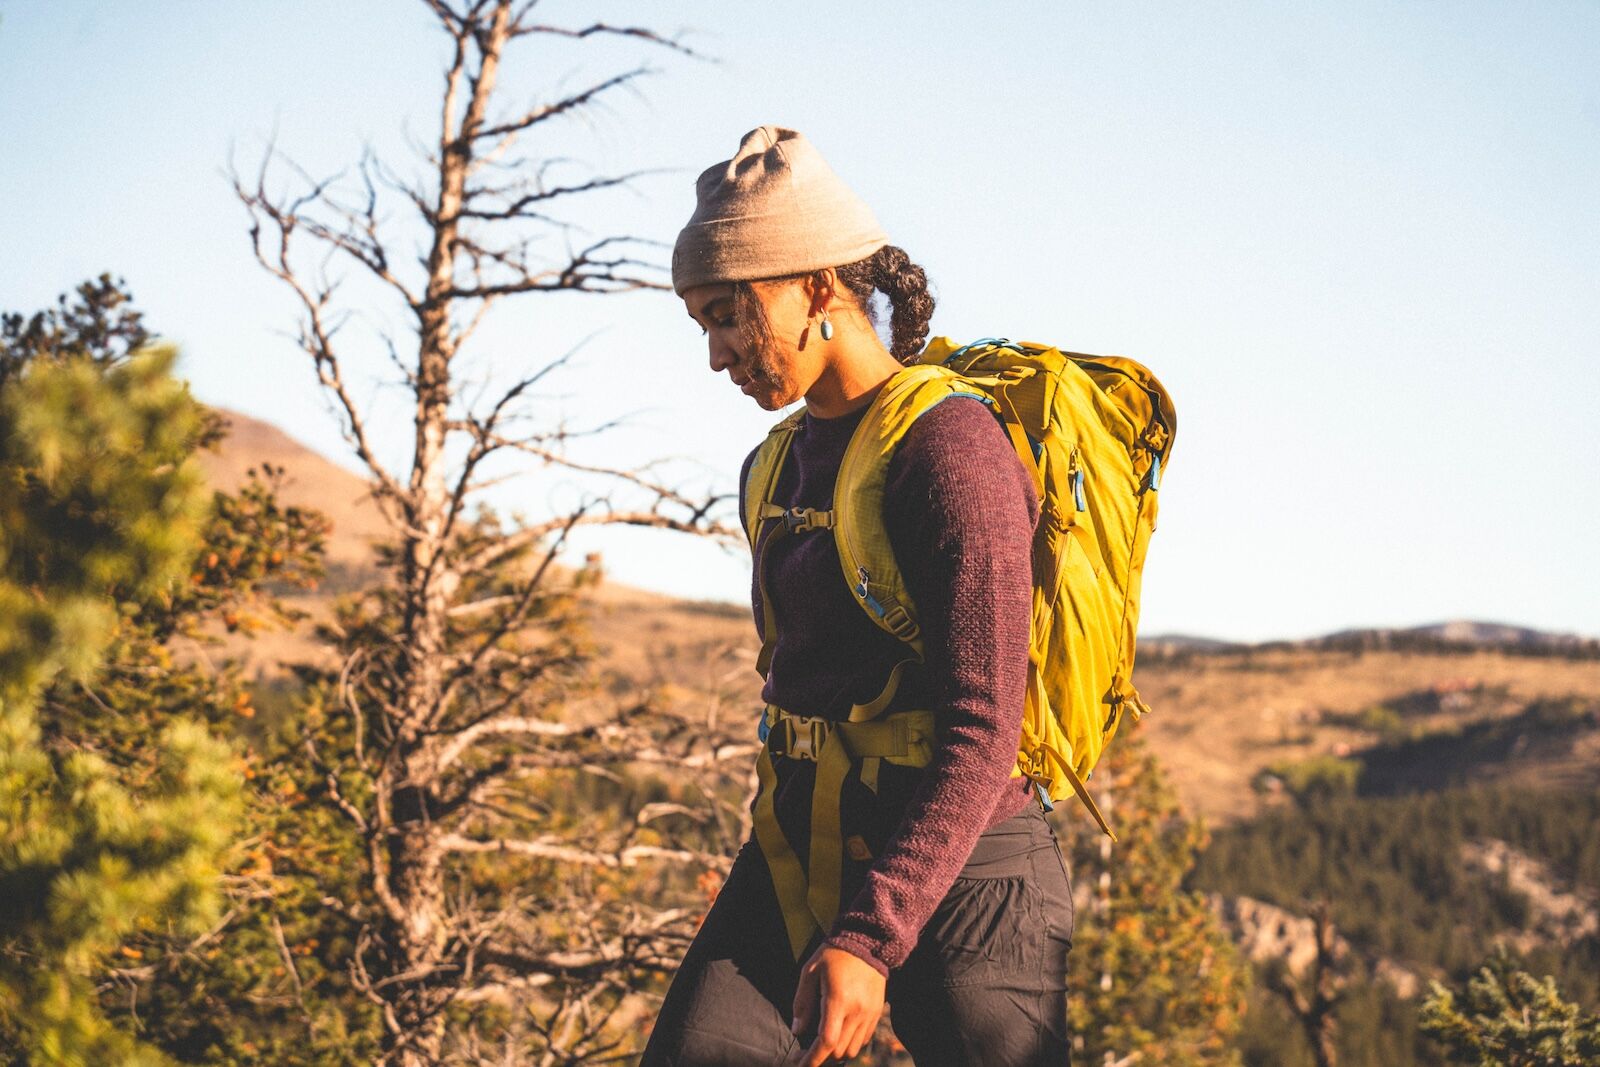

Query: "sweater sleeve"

xmin=821 ymin=397 xmax=1040 ymax=974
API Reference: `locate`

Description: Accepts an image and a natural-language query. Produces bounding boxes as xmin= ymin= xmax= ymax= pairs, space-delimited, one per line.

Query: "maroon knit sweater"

xmin=740 ymin=393 xmax=1040 ymax=977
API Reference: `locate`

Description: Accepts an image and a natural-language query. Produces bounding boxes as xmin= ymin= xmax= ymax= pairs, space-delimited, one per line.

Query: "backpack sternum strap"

xmin=752 ymin=504 xmax=838 ymax=677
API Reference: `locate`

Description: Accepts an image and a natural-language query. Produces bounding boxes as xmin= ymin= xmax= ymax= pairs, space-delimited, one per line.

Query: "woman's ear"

xmin=805 ymin=268 xmax=839 ymax=318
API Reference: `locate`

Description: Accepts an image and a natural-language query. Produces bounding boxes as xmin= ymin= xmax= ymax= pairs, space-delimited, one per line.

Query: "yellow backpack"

xmin=742 ymin=336 xmax=1176 ymax=956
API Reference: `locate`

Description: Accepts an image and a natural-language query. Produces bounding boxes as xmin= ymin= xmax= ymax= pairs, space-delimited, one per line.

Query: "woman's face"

xmin=682 ymin=280 xmax=817 ymax=411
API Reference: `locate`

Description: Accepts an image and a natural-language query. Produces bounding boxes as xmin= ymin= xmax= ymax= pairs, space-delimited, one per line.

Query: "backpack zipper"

xmin=854 ymin=565 xmax=885 ymax=617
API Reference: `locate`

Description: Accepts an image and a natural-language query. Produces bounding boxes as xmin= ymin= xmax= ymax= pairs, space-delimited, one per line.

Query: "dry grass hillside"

xmin=202 ymin=408 xmax=1600 ymax=827
xmin=1134 ymin=646 xmax=1600 ymax=825
xmin=194 ymin=409 xmax=389 ymax=675
xmin=197 ymin=409 xmax=389 ymax=581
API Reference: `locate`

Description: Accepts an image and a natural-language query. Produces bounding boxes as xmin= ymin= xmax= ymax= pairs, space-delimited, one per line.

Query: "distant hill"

xmin=1140 ymin=633 xmax=1247 ymax=655
xmin=1319 ymin=620 xmax=1597 ymax=652
xmin=1144 ymin=622 xmax=1597 ymax=660
xmin=197 ymin=408 xmax=387 ymax=584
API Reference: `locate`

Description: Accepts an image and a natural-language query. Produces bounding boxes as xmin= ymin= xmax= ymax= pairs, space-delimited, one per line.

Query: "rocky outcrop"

xmin=1210 ymin=894 xmax=1421 ymax=999
xmin=1460 ymin=839 xmax=1599 ymax=949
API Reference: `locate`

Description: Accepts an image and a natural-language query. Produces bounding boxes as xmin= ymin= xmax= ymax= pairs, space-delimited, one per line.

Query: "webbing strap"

xmin=752 ymin=663 xmax=930 ymax=959
xmin=860 ymin=754 xmax=881 ymax=794
xmin=992 ymin=386 xmax=1047 ymax=499
xmin=806 ymin=727 xmax=854 ymax=935
xmin=849 ymin=657 xmax=914 ymax=797
xmin=1029 ymin=669 xmax=1116 ymax=840
xmin=1042 ymin=744 xmax=1114 ymax=841
xmin=754 ymin=743 xmax=817 ymax=958
xmin=850 ymin=658 xmax=916 ymax=722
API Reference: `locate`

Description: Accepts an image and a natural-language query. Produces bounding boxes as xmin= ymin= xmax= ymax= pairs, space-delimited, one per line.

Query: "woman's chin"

xmin=747 ymin=380 xmax=791 ymax=410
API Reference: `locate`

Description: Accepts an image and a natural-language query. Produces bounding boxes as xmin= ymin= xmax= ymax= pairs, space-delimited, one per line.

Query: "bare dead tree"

xmin=1269 ymin=900 xmax=1348 ymax=1067
xmin=233 ymin=3 xmax=753 ymax=1062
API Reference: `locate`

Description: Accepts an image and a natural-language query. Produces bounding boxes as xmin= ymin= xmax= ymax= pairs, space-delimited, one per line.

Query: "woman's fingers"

xmin=795 ymin=946 xmax=887 ymax=1065
xmin=844 ymin=1011 xmax=876 ymax=1060
xmin=805 ymin=992 xmax=881 ymax=1066
xmin=791 ymin=956 xmax=820 ymax=1039
xmin=802 ymin=968 xmax=855 ymax=1067
xmin=802 ymin=1026 xmax=845 ymax=1065
xmin=801 ymin=979 xmax=843 ymax=1067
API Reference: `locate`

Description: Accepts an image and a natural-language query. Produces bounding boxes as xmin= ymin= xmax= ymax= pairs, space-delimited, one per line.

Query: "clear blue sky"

xmin=3 ymin=2 xmax=1597 ymax=642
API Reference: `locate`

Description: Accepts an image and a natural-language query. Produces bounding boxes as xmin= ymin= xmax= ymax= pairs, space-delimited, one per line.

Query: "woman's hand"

xmin=791 ymin=945 xmax=886 ymax=1065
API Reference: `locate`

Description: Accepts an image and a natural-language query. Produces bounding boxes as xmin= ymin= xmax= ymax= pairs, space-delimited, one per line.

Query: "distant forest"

xmin=1191 ymin=782 xmax=1600 ymax=1066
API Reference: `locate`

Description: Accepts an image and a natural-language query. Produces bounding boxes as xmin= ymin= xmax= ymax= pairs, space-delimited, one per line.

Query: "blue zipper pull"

xmin=1072 ymin=468 xmax=1087 ymax=512
xmin=1148 ymin=453 xmax=1162 ymax=491
xmin=855 ymin=567 xmax=887 ymax=617
xmin=943 ymin=336 xmax=1015 ymax=365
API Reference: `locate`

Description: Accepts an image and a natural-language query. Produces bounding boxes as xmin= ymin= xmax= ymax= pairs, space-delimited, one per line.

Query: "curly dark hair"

xmin=834 ymin=245 xmax=936 ymax=363
xmin=730 ymin=244 xmax=936 ymax=364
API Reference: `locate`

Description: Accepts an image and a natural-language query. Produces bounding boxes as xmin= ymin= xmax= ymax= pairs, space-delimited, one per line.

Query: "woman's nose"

xmin=708 ymin=336 xmax=737 ymax=374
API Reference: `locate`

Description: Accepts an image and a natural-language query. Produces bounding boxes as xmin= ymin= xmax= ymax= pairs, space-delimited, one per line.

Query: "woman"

xmin=642 ymin=127 xmax=1073 ymax=1067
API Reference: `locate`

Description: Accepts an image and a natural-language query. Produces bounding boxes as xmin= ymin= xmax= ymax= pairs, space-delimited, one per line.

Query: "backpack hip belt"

xmin=752 ymin=663 xmax=931 ymax=959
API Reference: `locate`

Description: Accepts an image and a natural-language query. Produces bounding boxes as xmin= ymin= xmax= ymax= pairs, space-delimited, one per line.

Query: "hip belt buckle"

xmin=783 ymin=714 xmax=830 ymax=762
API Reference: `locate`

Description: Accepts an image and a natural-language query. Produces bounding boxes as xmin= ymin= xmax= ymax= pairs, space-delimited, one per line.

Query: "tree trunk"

xmin=1097 ymin=764 xmax=1115 ymax=1067
xmin=376 ymin=7 xmax=510 ymax=1062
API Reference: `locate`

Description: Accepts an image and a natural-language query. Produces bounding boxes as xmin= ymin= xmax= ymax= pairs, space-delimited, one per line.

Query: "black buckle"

xmin=783 ymin=507 xmax=830 ymax=533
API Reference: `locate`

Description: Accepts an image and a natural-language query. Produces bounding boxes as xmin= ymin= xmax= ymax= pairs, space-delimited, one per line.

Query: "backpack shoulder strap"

xmin=833 ymin=364 xmax=1008 ymax=658
xmin=742 ymin=408 xmax=808 ymax=551
xmin=744 ymin=408 xmax=811 ymax=679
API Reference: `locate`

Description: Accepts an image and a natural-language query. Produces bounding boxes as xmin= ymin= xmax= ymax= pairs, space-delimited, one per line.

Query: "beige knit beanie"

xmin=671 ymin=126 xmax=889 ymax=295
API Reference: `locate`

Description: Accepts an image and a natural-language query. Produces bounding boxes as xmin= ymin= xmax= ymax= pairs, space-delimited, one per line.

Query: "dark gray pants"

xmin=641 ymin=807 xmax=1073 ymax=1066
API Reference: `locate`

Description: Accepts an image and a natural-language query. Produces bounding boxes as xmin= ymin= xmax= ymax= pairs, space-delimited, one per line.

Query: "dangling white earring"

xmin=819 ymin=314 xmax=834 ymax=341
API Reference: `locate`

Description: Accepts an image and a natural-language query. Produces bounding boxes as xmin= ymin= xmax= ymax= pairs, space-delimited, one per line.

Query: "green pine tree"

xmin=1064 ymin=725 xmax=1250 ymax=1066
xmin=0 ymin=335 xmax=241 ymax=1064
xmin=1421 ymin=948 xmax=1600 ymax=1067
xmin=2 ymin=278 xmax=375 ymax=1065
